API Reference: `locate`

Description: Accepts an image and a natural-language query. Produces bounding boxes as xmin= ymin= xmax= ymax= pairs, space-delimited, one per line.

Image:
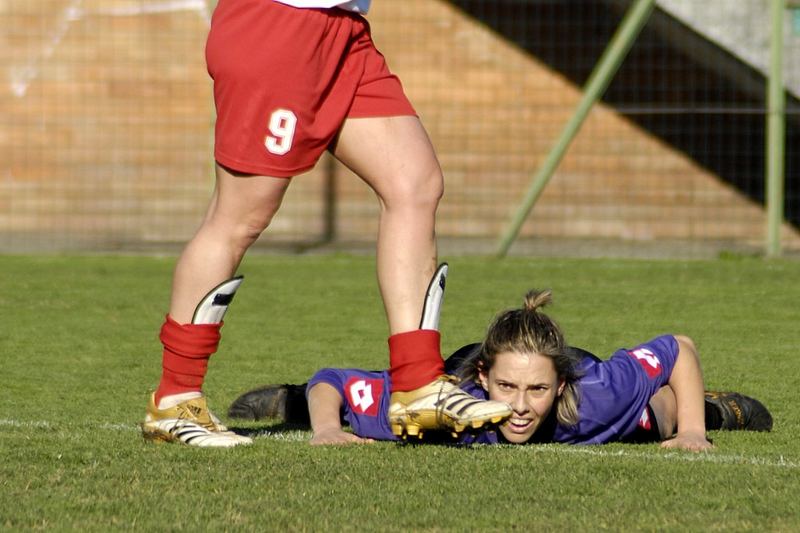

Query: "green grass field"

xmin=2 ymin=254 xmax=799 ymax=530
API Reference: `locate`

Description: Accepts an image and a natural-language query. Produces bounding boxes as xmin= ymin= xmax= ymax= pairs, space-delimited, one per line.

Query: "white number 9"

xmin=265 ymin=109 xmax=297 ymax=156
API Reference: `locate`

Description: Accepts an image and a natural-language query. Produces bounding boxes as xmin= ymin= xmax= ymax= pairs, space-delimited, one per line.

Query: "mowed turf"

xmin=1 ymin=254 xmax=799 ymax=530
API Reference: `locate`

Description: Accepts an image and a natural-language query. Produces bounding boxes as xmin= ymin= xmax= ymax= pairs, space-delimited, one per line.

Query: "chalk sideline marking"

xmin=518 ymin=442 xmax=799 ymax=469
xmin=2 ymin=417 xmax=796 ymax=469
xmin=9 ymin=0 xmax=210 ymax=98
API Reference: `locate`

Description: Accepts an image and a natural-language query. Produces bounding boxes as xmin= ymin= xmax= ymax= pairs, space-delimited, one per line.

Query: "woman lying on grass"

xmin=230 ymin=288 xmax=772 ymax=451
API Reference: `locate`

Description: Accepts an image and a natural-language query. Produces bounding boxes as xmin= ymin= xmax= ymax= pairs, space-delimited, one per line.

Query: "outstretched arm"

xmin=660 ymin=335 xmax=713 ymax=452
xmin=308 ymin=383 xmax=374 ymax=446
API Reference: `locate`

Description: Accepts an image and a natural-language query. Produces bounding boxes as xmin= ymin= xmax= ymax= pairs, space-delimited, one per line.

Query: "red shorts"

xmin=206 ymin=0 xmax=416 ymax=177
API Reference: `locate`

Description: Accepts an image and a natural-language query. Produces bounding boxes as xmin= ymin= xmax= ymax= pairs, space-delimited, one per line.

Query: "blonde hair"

xmin=458 ymin=289 xmax=581 ymax=427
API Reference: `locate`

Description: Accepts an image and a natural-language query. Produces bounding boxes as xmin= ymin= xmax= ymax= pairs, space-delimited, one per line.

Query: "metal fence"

xmin=2 ymin=0 xmax=798 ymax=257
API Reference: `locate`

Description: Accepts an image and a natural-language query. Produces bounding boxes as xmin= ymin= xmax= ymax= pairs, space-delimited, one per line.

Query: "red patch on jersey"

xmin=638 ymin=408 xmax=652 ymax=430
xmin=345 ymin=377 xmax=383 ymax=416
xmin=627 ymin=348 xmax=662 ymax=379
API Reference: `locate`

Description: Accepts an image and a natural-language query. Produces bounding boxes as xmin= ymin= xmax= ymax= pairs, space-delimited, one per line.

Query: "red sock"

xmin=388 ymin=329 xmax=445 ymax=393
xmin=154 ymin=315 xmax=222 ymax=405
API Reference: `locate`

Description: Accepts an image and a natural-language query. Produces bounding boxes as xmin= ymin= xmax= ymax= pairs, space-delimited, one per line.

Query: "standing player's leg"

xmin=333 ymin=115 xmax=441 ymax=336
xmin=167 ymin=166 xmax=290 ymax=324
xmin=333 ymin=115 xmax=443 ymax=392
xmin=141 ymin=165 xmax=291 ymax=447
xmin=333 ymin=116 xmax=512 ymax=438
xmin=142 ymin=0 xmax=362 ymax=447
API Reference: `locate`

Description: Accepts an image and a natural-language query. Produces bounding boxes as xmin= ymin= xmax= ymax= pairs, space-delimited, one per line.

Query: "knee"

xmin=206 ymin=203 xmax=280 ymax=254
xmin=674 ymin=335 xmax=697 ymax=355
xmin=382 ymin=164 xmax=444 ymax=213
xmin=232 ymin=216 xmax=272 ymax=249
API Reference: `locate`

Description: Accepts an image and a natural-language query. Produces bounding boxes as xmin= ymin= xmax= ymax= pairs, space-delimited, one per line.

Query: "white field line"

xmin=8 ymin=0 xmax=210 ymax=98
xmin=518 ymin=443 xmax=800 ymax=469
xmin=0 ymin=419 xmax=55 ymax=429
xmin=2 ymin=418 xmax=797 ymax=468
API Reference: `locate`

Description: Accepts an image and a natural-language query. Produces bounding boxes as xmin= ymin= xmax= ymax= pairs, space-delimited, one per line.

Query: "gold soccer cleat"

xmin=141 ymin=393 xmax=252 ymax=448
xmin=388 ymin=376 xmax=512 ymax=439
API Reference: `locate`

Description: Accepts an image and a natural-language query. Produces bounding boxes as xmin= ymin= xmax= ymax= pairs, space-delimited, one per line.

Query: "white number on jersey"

xmin=265 ymin=109 xmax=297 ymax=156
xmin=631 ymin=348 xmax=661 ymax=370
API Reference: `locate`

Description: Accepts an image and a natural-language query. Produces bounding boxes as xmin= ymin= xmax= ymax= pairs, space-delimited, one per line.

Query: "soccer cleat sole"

xmin=391 ymin=422 xmax=423 ymax=439
xmin=389 ymin=411 xmax=509 ymax=440
xmin=451 ymin=415 xmax=508 ymax=437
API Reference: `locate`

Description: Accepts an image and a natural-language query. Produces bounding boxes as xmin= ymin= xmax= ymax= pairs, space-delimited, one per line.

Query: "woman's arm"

xmin=660 ymin=335 xmax=713 ymax=452
xmin=308 ymin=382 xmax=374 ymax=445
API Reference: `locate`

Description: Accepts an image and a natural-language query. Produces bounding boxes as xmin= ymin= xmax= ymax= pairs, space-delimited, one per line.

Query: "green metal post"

xmin=794 ymin=4 xmax=800 ymax=34
xmin=496 ymin=0 xmax=656 ymax=257
xmin=766 ymin=0 xmax=786 ymax=257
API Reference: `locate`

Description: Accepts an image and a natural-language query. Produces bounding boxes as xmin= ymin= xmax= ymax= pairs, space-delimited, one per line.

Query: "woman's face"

xmin=479 ymin=351 xmax=564 ymax=444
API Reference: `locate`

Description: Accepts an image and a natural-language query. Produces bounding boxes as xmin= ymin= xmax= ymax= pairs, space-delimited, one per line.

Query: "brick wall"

xmin=1 ymin=0 xmax=796 ymax=252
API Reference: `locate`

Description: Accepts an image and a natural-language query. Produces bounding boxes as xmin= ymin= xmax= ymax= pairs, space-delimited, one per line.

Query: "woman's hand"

xmin=308 ymin=382 xmax=375 ymax=445
xmin=663 ymin=336 xmax=713 ymax=453
xmin=310 ymin=428 xmax=374 ymax=446
xmin=660 ymin=431 xmax=713 ymax=452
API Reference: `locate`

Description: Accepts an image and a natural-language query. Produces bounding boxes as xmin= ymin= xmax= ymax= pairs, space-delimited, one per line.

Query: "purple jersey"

xmin=308 ymin=335 xmax=679 ymax=445
xmin=308 ymin=367 xmax=399 ymax=441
